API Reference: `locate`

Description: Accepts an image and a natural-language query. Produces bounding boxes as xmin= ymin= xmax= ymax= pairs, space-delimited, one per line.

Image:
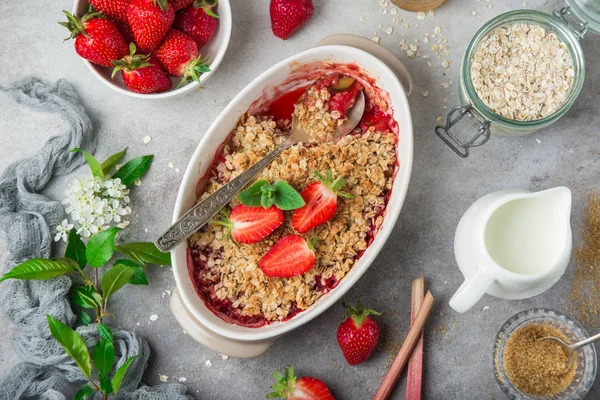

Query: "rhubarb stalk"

xmin=406 ymin=277 xmax=425 ymax=400
xmin=373 ymin=291 xmax=435 ymax=400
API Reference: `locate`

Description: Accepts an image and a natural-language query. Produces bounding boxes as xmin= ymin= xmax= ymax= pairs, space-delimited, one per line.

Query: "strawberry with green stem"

xmin=268 ymin=367 xmax=334 ymax=400
xmin=89 ymin=0 xmax=131 ymax=23
xmin=174 ymin=0 xmax=219 ymax=49
xmin=269 ymin=0 xmax=314 ymax=40
xmin=126 ymin=0 xmax=175 ymax=52
xmin=59 ymin=11 xmax=129 ymax=68
xmin=215 ymin=204 xmax=283 ymax=244
xmin=112 ymin=43 xmax=172 ymax=94
xmin=337 ymin=303 xmax=381 ymax=366
xmin=154 ymin=28 xmax=211 ymax=87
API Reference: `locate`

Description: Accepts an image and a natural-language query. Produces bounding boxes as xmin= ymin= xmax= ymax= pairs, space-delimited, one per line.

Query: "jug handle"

xmin=449 ymin=269 xmax=495 ymax=313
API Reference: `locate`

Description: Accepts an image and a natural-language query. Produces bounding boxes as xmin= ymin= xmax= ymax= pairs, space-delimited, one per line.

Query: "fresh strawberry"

xmin=59 ymin=11 xmax=129 ymax=68
xmin=259 ymin=235 xmax=316 ymax=278
xmin=89 ymin=0 xmax=130 ymax=22
xmin=169 ymin=0 xmax=193 ymax=11
xmin=154 ymin=28 xmax=210 ymax=86
xmin=112 ymin=19 xmax=136 ymax=44
xmin=336 ymin=304 xmax=381 ymax=366
xmin=269 ymin=0 xmax=314 ymax=40
xmin=292 ymin=170 xmax=353 ymax=234
xmin=268 ymin=367 xmax=334 ymax=400
xmin=216 ymin=204 xmax=283 ymax=244
xmin=174 ymin=0 xmax=218 ymax=49
xmin=111 ymin=44 xmax=171 ymax=94
xmin=126 ymin=0 xmax=175 ymax=53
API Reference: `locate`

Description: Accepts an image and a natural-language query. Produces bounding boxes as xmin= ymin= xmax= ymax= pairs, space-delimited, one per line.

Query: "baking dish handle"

xmin=169 ymin=288 xmax=276 ymax=358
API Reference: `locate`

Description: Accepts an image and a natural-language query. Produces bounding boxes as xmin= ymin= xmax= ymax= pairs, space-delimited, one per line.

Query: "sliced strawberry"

xmin=292 ymin=171 xmax=353 ymax=234
xmin=268 ymin=367 xmax=334 ymax=400
xmin=259 ymin=235 xmax=315 ymax=278
xmin=217 ymin=204 xmax=283 ymax=244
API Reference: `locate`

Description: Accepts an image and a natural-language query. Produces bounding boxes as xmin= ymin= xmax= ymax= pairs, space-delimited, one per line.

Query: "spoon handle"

xmin=572 ymin=332 xmax=600 ymax=350
xmin=155 ymin=141 xmax=290 ymax=253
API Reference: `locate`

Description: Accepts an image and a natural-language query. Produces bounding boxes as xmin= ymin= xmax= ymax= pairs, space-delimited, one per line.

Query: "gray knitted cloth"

xmin=0 ymin=78 xmax=190 ymax=400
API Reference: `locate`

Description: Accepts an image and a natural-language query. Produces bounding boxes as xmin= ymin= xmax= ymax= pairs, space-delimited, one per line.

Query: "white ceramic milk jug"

xmin=449 ymin=187 xmax=572 ymax=313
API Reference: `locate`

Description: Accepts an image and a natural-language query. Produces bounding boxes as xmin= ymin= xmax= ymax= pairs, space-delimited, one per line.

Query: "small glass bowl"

xmin=493 ymin=309 xmax=597 ymax=400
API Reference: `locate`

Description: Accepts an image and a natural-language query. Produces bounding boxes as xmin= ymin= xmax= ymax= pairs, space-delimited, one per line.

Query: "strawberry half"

xmin=336 ymin=304 xmax=381 ymax=366
xmin=217 ymin=204 xmax=283 ymax=244
xmin=89 ymin=0 xmax=131 ymax=22
xmin=268 ymin=367 xmax=334 ymax=400
xmin=126 ymin=0 xmax=175 ymax=53
xmin=292 ymin=170 xmax=353 ymax=234
xmin=269 ymin=0 xmax=314 ymax=40
xmin=259 ymin=235 xmax=316 ymax=278
xmin=112 ymin=44 xmax=172 ymax=94
xmin=60 ymin=11 xmax=129 ymax=68
xmin=174 ymin=0 xmax=219 ymax=49
xmin=154 ymin=28 xmax=211 ymax=87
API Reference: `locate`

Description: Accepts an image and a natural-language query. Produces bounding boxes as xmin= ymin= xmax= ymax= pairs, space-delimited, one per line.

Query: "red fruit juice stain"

xmin=264 ymin=86 xmax=308 ymax=121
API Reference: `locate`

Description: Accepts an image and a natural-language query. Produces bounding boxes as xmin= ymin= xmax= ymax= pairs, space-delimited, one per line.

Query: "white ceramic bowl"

xmin=72 ymin=0 xmax=232 ymax=99
xmin=170 ymin=45 xmax=413 ymax=356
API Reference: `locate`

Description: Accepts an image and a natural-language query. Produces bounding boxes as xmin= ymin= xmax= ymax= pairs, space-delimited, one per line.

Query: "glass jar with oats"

xmin=493 ymin=309 xmax=597 ymax=400
xmin=436 ymin=2 xmax=600 ymax=157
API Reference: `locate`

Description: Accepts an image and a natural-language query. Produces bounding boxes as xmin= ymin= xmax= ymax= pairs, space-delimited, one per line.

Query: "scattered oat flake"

xmin=483 ymin=306 xmax=490 ymax=311
xmin=175 ymin=168 xmax=181 ymax=173
xmin=371 ymin=37 xmax=380 ymax=43
xmin=417 ymin=12 xmax=425 ymax=20
xmin=434 ymin=26 xmax=442 ymax=35
xmin=535 ymin=138 xmax=542 ymax=144
xmin=441 ymin=60 xmax=450 ymax=68
xmin=143 ymin=135 xmax=152 ymax=144
xmin=360 ymin=16 xmax=365 ymax=21
xmin=150 ymin=314 xmax=158 ymax=321
xmin=178 ymin=377 xmax=187 ymax=383
xmin=205 ymin=360 xmax=212 ymax=367
xmin=421 ymin=90 xmax=429 ymax=97
xmin=168 ymin=162 xmax=175 ymax=168
xmin=390 ymin=8 xmax=397 ymax=15
xmin=436 ymin=116 xmax=443 ymax=124
xmin=428 ymin=9 xmax=435 ymax=16
xmin=385 ymin=27 xmax=393 ymax=35
xmin=221 ymin=354 xmax=229 ymax=360
xmin=162 ymin=289 xmax=172 ymax=298
xmin=159 ymin=375 xmax=168 ymax=382
xmin=183 ymin=329 xmax=187 ymax=334
xmin=472 ymin=11 xmax=478 ymax=16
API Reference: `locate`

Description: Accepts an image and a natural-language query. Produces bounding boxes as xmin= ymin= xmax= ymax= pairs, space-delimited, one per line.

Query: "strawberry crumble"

xmin=188 ymin=72 xmax=397 ymax=327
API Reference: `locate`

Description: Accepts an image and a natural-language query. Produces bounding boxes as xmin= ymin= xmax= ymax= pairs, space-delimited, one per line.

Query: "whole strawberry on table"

xmin=337 ymin=304 xmax=382 ymax=366
xmin=60 ymin=0 xmax=219 ymax=94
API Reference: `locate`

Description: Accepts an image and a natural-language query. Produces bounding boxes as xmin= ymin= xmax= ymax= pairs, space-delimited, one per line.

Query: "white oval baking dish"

xmin=169 ymin=44 xmax=413 ymax=357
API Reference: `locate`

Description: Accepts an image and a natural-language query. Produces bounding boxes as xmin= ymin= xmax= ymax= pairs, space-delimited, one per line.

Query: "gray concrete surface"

xmin=1 ymin=0 xmax=600 ymax=398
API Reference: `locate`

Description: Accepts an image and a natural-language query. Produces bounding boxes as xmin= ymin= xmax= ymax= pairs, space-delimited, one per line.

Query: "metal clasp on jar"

xmin=554 ymin=6 xmax=588 ymax=39
xmin=435 ymin=105 xmax=491 ymax=158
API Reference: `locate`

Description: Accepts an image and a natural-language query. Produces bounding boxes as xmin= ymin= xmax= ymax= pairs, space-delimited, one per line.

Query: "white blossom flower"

xmin=54 ymin=219 xmax=74 ymax=242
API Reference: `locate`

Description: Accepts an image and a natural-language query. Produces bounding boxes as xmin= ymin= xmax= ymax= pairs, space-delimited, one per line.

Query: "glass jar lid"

xmin=565 ymin=0 xmax=600 ymax=34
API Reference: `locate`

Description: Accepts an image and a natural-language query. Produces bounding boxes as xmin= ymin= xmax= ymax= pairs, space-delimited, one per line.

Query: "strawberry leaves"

xmin=238 ymin=180 xmax=304 ymax=211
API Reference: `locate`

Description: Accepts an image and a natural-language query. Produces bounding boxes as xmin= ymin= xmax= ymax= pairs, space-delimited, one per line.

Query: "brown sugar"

xmin=570 ymin=194 xmax=600 ymax=328
xmin=504 ymin=324 xmax=576 ymax=396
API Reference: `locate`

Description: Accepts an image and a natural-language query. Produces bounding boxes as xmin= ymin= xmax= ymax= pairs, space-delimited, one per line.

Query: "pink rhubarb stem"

xmin=406 ymin=277 xmax=425 ymax=400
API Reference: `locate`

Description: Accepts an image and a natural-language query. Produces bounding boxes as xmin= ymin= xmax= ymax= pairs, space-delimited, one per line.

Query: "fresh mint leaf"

xmin=272 ymin=181 xmax=305 ymax=210
xmin=238 ymin=180 xmax=268 ymax=207
xmin=99 ymin=372 xmax=113 ymax=395
xmin=97 ymin=323 xmax=113 ymax=343
xmin=111 ymin=155 xmax=153 ymax=187
xmin=0 ymin=258 xmax=76 ymax=283
xmin=93 ymin=337 xmax=115 ymax=375
xmin=74 ymin=384 xmax=94 ymax=400
xmin=100 ymin=263 xmax=135 ymax=301
xmin=71 ymin=148 xmax=104 ymax=179
xmin=77 ymin=310 xmax=92 ymax=326
xmin=47 ymin=315 xmax=92 ymax=378
xmin=261 ymin=194 xmax=275 ymax=209
xmin=114 ymin=242 xmax=171 ymax=266
xmin=112 ymin=355 xmax=139 ymax=393
xmin=101 ymin=147 xmax=128 ymax=176
xmin=69 ymin=284 xmax=102 ymax=310
xmin=65 ymin=228 xmax=86 ymax=270
xmin=86 ymin=227 xmax=120 ymax=268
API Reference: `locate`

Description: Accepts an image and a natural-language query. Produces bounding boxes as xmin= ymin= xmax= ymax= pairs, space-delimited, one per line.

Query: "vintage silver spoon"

xmin=155 ymin=90 xmax=366 ymax=252
xmin=541 ymin=331 xmax=600 ymax=371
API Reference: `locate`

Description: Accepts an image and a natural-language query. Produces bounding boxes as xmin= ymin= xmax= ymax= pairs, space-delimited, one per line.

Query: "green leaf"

xmin=0 ymin=258 xmax=75 ymax=283
xmin=101 ymin=147 xmax=128 ymax=176
xmin=115 ymin=242 xmax=171 ymax=266
xmin=93 ymin=338 xmax=115 ymax=375
xmin=47 ymin=315 xmax=92 ymax=378
xmin=74 ymin=384 xmax=94 ymax=400
xmin=69 ymin=284 xmax=102 ymax=310
xmin=86 ymin=227 xmax=120 ymax=268
xmin=77 ymin=310 xmax=93 ymax=326
xmin=65 ymin=228 xmax=87 ymax=270
xmin=97 ymin=323 xmax=113 ymax=343
xmin=119 ymin=260 xmax=149 ymax=285
xmin=99 ymin=372 xmax=113 ymax=395
xmin=112 ymin=355 xmax=139 ymax=393
xmin=272 ymin=181 xmax=305 ymax=210
xmin=111 ymin=155 xmax=153 ymax=186
xmin=238 ymin=179 xmax=268 ymax=207
xmin=261 ymin=194 xmax=275 ymax=209
xmin=71 ymin=148 xmax=104 ymax=179
xmin=100 ymin=263 xmax=135 ymax=301
xmin=203 ymin=7 xmax=219 ymax=18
